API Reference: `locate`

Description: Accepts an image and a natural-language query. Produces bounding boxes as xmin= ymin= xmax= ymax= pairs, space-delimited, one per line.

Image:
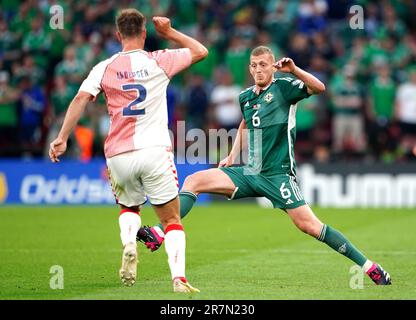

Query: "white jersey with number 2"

xmin=79 ymin=48 xmax=191 ymax=159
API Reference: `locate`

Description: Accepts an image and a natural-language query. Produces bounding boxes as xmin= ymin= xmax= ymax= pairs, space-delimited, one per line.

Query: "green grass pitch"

xmin=0 ymin=204 xmax=415 ymax=299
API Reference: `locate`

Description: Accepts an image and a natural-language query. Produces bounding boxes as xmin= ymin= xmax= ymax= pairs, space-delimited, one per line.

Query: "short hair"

xmin=116 ymin=9 xmax=146 ymax=38
xmin=250 ymin=46 xmax=275 ymax=60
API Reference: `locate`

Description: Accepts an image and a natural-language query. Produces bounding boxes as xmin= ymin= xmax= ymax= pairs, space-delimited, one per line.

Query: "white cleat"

xmin=119 ymin=242 xmax=137 ymax=287
xmin=173 ymin=277 xmax=200 ymax=293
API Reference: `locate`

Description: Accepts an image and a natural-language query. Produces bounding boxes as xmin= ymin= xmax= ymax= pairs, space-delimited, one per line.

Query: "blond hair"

xmin=250 ymin=46 xmax=275 ymax=61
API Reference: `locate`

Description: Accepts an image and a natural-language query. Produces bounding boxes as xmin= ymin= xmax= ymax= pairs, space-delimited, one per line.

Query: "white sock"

xmin=119 ymin=212 xmax=141 ymax=246
xmin=164 ymin=228 xmax=186 ymax=279
xmin=153 ymin=225 xmax=165 ymax=238
xmin=362 ymin=259 xmax=374 ymax=273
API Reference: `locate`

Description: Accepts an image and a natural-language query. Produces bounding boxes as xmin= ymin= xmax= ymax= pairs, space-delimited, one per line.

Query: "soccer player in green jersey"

xmin=137 ymin=46 xmax=391 ymax=285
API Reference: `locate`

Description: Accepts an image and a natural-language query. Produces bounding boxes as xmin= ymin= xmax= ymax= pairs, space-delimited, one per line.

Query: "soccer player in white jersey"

xmin=48 ymin=9 xmax=208 ymax=293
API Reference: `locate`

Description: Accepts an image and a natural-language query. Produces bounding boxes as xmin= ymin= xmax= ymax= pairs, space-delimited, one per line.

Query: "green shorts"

xmin=220 ymin=166 xmax=307 ymax=209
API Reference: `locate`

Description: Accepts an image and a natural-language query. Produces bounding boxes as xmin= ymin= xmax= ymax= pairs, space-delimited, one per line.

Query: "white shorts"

xmin=106 ymin=146 xmax=179 ymax=207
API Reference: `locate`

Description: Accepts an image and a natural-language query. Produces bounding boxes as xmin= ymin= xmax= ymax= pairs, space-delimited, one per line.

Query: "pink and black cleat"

xmin=136 ymin=226 xmax=164 ymax=252
xmin=366 ymin=263 xmax=392 ymax=285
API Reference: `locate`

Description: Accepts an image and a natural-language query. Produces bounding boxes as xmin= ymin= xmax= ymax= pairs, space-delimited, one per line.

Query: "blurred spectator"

xmin=330 ymin=64 xmax=366 ymax=156
xmin=18 ymin=76 xmax=46 ymax=148
xmin=22 ymin=15 xmax=51 ymax=69
xmin=225 ymin=36 xmax=251 ymax=87
xmin=296 ymin=94 xmax=319 ymax=160
xmin=170 ymin=0 xmax=198 ymax=34
xmin=85 ymin=32 xmax=107 ymax=69
xmin=395 ymin=67 xmax=416 ymax=158
xmin=189 ymin=29 xmax=220 ymax=81
xmin=50 ymin=76 xmax=76 ymax=123
xmin=0 ymin=71 xmax=19 ymax=148
xmin=286 ymin=33 xmax=312 ymax=70
xmin=9 ymin=1 xmax=38 ymax=41
xmin=367 ymin=63 xmax=396 ymax=158
xmin=44 ymin=74 xmax=75 ymax=157
xmin=210 ymin=68 xmax=242 ymax=131
xmin=264 ymin=0 xmax=298 ymax=48
xmin=73 ymin=31 xmax=91 ymax=64
xmin=74 ymin=122 xmax=95 ymax=162
xmin=311 ymin=31 xmax=335 ymax=62
xmin=13 ymin=54 xmax=46 ymax=87
xmin=297 ymin=0 xmax=328 ymax=36
xmin=255 ymin=31 xmax=282 ymax=60
xmin=54 ymin=46 xmax=87 ymax=92
xmin=364 ymin=2 xmax=381 ymax=38
xmin=232 ymin=6 xmax=258 ymax=43
xmin=103 ymin=25 xmax=122 ymax=56
xmin=0 ymin=18 xmax=20 ymax=69
xmin=307 ymin=54 xmax=329 ymax=84
xmin=326 ymin=0 xmax=351 ymax=21
xmin=185 ymin=74 xmax=209 ymax=129
xmin=376 ymin=3 xmax=407 ymax=40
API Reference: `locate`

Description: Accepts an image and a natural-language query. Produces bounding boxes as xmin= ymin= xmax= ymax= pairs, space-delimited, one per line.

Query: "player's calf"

xmin=118 ymin=209 xmax=141 ymax=286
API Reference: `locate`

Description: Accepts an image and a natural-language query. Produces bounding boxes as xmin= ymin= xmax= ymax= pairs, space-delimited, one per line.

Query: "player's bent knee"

xmin=182 ymin=173 xmax=202 ymax=193
xmin=294 ymin=219 xmax=320 ymax=237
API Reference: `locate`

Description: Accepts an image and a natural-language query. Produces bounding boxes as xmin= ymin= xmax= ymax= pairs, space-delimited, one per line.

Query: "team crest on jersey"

xmin=264 ymin=93 xmax=273 ymax=103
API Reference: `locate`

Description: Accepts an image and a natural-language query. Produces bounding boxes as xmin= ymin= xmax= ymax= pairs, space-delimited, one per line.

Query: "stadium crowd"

xmin=1 ymin=0 xmax=416 ymax=163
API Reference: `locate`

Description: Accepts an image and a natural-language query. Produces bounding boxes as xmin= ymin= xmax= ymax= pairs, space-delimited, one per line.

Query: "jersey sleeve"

xmin=277 ymin=77 xmax=310 ymax=104
xmin=149 ymin=48 xmax=192 ymax=78
xmin=238 ymin=86 xmax=253 ymax=113
xmin=78 ymin=61 xmax=107 ymax=98
xmin=238 ymin=92 xmax=245 ymax=113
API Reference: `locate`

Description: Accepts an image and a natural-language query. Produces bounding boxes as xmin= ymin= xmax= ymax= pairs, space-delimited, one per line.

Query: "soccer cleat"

xmin=136 ymin=226 xmax=164 ymax=252
xmin=366 ymin=263 xmax=392 ymax=285
xmin=119 ymin=242 xmax=138 ymax=287
xmin=173 ymin=277 xmax=200 ymax=293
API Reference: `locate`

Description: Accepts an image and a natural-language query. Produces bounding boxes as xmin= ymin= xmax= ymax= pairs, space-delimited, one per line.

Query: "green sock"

xmin=317 ymin=224 xmax=368 ymax=267
xmin=156 ymin=191 xmax=197 ymax=233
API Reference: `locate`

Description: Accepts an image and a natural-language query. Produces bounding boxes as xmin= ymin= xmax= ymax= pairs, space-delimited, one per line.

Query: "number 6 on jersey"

xmin=252 ymin=110 xmax=260 ymax=127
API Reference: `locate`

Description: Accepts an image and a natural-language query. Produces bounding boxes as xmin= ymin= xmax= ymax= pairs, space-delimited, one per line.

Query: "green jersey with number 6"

xmin=239 ymin=77 xmax=310 ymax=176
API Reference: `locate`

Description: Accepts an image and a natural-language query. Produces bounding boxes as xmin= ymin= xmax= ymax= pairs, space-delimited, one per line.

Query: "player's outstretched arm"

xmin=275 ymin=57 xmax=325 ymax=95
xmin=49 ymin=91 xmax=93 ymax=163
xmin=152 ymin=16 xmax=208 ymax=64
xmin=219 ymin=119 xmax=247 ymax=167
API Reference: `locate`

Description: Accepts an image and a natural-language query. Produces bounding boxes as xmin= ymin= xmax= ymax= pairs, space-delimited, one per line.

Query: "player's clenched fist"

xmin=274 ymin=57 xmax=296 ymax=73
xmin=49 ymin=138 xmax=67 ymax=163
xmin=152 ymin=16 xmax=173 ymax=37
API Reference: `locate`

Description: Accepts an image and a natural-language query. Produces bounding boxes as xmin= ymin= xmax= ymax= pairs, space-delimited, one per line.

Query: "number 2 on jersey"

xmin=122 ymin=84 xmax=147 ymax=116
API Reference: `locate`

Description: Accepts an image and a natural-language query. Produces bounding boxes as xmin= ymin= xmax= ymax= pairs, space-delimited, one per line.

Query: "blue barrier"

xmin=0 ymin=159 xmax=211 ymax=205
